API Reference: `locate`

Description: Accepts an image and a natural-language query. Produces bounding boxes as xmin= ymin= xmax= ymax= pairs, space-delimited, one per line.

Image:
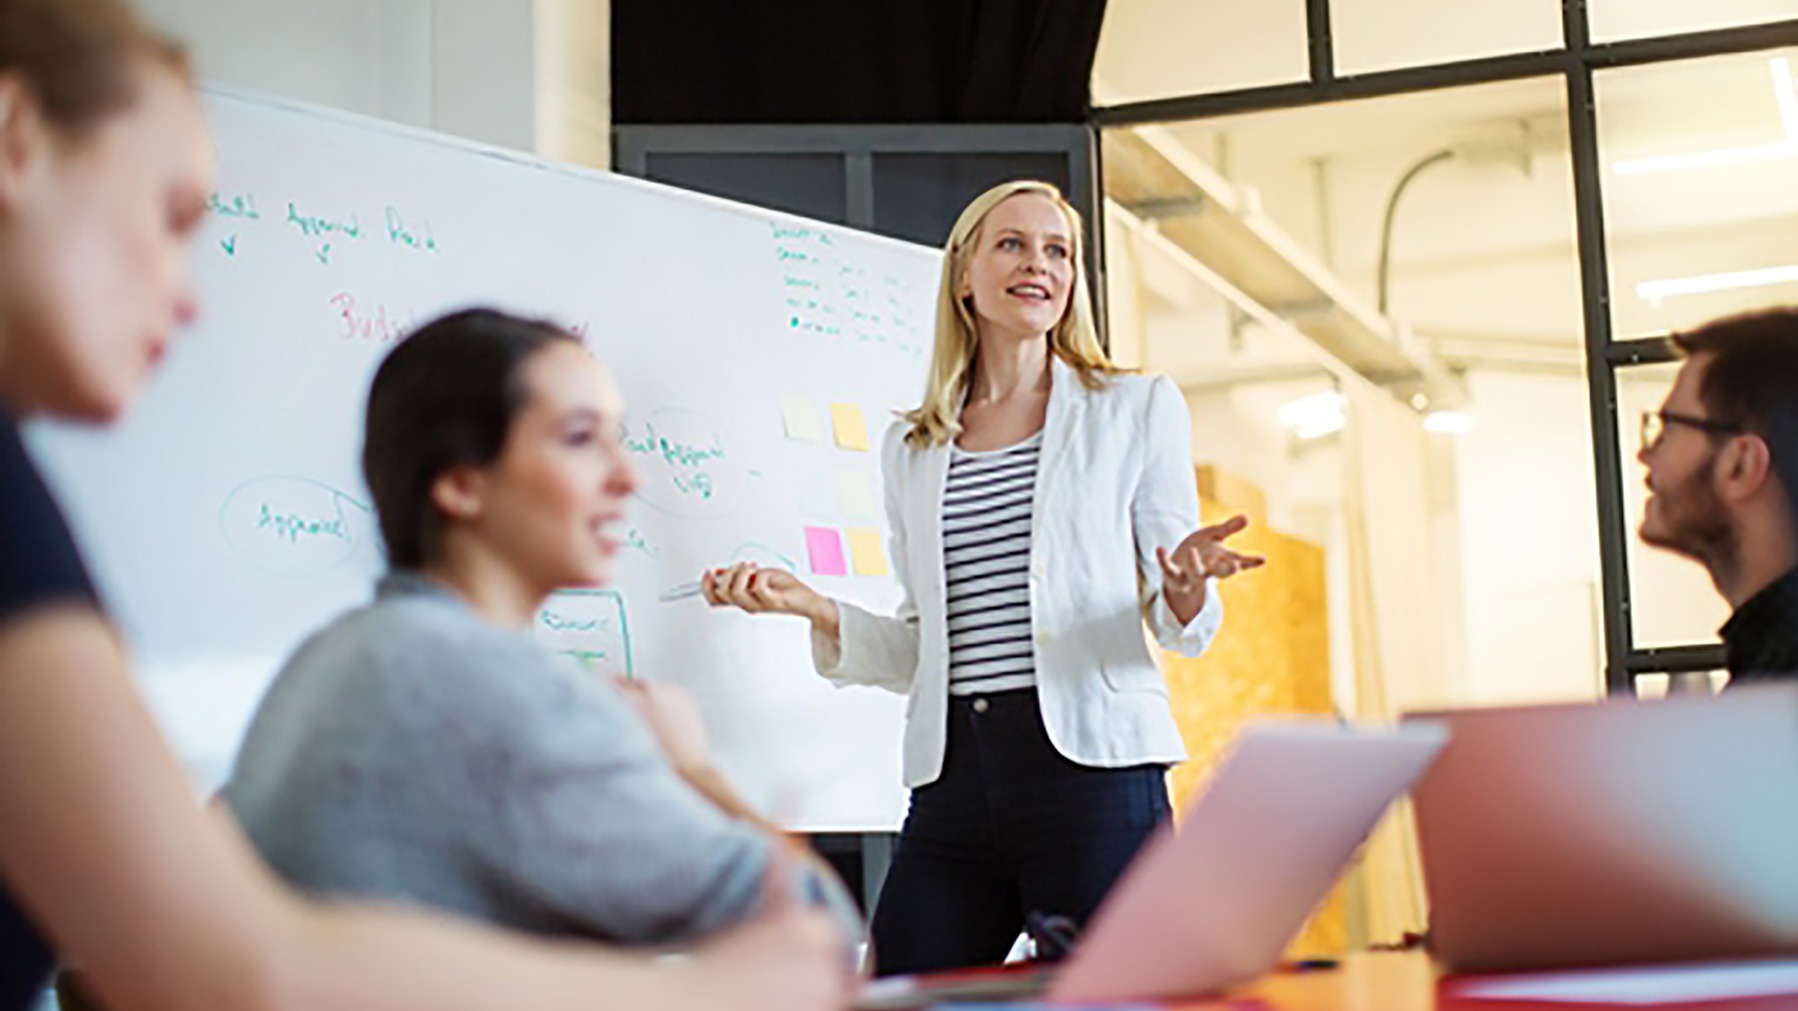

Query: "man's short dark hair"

xmin=1672 ymin=306 xmax=1798 ymax=508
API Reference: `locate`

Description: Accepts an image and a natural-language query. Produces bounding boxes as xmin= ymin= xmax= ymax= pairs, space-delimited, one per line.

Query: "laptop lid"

xmin=1407 ymin=685 xmax=1798 ymax=972
xmin=1047 ymin=719 xmax=1448 ymax=1003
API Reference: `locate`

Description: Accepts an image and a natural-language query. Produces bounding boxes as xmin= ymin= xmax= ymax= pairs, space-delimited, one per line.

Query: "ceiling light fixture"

xmin=1636 ymin=263 xmax=1798 ymax=305
xmin=1777 ymin=56 xmax=1798 ymax=138
xmin=1423 ymin=411 xmax=1475 ymax=435
xmin=1277 ymin=391 xmax=1346 ymax=441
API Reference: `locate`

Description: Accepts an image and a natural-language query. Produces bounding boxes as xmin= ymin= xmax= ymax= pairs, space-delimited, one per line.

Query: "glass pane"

xmin=1455 ymin=369 xmax=1606 ymax=706
xmin=1591 ymin=0 xmax=1798 ymax=44
xmin=1331 ymin=0 xmax=1562 ymax=76
xmin=1633 ymin=670 xmax=1729 ymax=698
xmin=1093 ymin=0 xmax=1308 ymax=104
xmin=1597 ymin=48 xmax=1798 ymax=339
xmin=1102 ymin=76 xmax=1596 ymax=711
xmin=1105 ymin=78 xmax=1577 ymax=355
xmin=1616 ymin=364 xmax=1734 ymax=648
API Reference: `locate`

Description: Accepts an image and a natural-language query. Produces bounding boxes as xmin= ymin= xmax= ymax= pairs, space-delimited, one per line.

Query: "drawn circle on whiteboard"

xmin=220 ymin=476 xmax=373 ymax=576
xmin=730 ymin=541 xmax=797 ymax=573
xmin=624 ymin=407 xmax=749 ymax=518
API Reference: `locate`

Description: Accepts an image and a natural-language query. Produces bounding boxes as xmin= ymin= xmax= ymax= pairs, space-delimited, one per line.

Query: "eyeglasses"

xmin=1640 ymin=409 xmax=1744 ymax=450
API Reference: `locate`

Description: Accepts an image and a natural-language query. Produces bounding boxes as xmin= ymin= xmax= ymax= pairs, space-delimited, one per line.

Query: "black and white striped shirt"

xmin=943 ymin=431 xmax=1041 ymax=697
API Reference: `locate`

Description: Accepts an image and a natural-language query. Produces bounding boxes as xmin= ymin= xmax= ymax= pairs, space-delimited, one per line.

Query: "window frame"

xmin=1093 ymin=5 xmax=1798 ymax=691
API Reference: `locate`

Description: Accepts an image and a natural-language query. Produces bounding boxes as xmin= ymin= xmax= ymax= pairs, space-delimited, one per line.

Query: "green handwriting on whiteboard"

xmin=221 ymin=477 xmax=373 ymax=577
xmin=534 ymin=589 xmax=632 ymax=676
xmin=286 ymin=202 xmax=363 ymax=240
xmin=624 ymin=422 xmax=726 ymax=470
xmin=672 ymin=473 xmax=714 ymax=499
xmin=539 ymin=611 xmax=608 ymax=634
xmin=384 ymin=206 xmax=440 ymax=253
xmin=623 ymin=527 xmax=659 ymax=558
xmin=257 ymin=502 xmax=351 ymax=544
xmin=771 ymin=223 xmax=833 ymax=245
xmin=622 ymin=408 xmax=747 ymax=518
xmin=207 ymin=191 xmax=262 ymax=220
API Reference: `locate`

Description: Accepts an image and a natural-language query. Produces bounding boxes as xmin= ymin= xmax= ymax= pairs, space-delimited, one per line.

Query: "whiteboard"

xmin=27 ymin=89 xmax=940 ymax=832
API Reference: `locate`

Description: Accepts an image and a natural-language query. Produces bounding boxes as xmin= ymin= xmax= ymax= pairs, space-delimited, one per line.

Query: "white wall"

xmin=429 ymin=0 xmax=537 ymax=153
xmin=534 ymin=0 xmax=612 ymax=168
xmin=135 ymin=0 xmax=609 ymax=165
xmin=1094 ymin=0 xmax=1308 ymax=103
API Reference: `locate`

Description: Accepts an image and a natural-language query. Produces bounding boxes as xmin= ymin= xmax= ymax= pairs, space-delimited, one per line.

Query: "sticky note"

xmin=837 ymin=471 xmax=879 ymax=519
xmin=804 ymin=526 xmax=848 ymax=576
xmin=781 ymin=394 xmax=822 ymax=442
xmin=847 ymin=527 xmax=888 ymax=576
xmin=830 ymin=403 xmax=870 ymax=451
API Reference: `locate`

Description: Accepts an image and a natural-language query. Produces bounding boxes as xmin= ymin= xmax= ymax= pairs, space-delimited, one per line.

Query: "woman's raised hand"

xmin=702 ymin=563 xmax=828 ymax=621
xmin=1157 ymin=514 xmax=1266 ymax=594
xmin=1154 ymin=514 xmax=1264 ymax=627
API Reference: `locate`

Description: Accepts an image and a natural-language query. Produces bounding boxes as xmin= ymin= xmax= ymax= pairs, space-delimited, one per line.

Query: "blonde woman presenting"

xmin=705 ymin=180 xmax=1261 ymax=975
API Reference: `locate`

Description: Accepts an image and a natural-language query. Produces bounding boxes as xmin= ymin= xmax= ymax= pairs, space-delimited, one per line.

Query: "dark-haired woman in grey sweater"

xmin=224 ymin=309 xmax=861 ymax=950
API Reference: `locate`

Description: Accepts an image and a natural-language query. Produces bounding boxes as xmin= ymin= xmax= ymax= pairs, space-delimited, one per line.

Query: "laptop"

xmin=855 ymin=718 xmax=1449 ymax=1009
xmin=1406 ymin=684 xmax=1798 ymax=972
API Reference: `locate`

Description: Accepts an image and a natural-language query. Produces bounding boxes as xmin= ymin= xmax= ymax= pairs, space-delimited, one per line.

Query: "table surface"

xmin=1158 ymin=951 xmax=1798 ymax=1010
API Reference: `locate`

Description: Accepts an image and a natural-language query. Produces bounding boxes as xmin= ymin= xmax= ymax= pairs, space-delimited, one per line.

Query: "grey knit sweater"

xmin=224 ymin=572 xmax=858 ymax=946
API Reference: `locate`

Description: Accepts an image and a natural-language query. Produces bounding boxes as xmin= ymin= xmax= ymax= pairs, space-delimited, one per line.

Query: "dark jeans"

xmin=870 ymin=688 xmax=1171 ymax=976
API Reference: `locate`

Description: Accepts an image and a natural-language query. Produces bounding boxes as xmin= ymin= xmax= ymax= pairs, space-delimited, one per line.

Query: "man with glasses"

xmin=1638 ymin=306 xmax=1798 ymax=684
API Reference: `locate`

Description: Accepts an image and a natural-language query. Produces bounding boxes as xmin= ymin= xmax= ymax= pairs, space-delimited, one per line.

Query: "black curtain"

xmin=612 ymin=1 xmax=1110 ymax=124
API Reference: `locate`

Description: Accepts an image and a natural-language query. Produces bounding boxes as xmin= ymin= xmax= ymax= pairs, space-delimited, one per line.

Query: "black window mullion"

xmin=1563 ymin=0 xmax=1639 ymax=695
xmin=1306 ymin=0 xmax=1335 ymax=85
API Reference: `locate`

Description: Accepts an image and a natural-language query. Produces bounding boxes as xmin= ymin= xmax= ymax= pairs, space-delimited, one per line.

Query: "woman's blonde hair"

xmin=901 ymin=179 xmax=1124 ymax=448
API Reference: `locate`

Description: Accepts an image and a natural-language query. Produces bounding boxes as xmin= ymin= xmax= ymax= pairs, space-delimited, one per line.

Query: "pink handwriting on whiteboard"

xmin=329 ymin=291 xmax=418 ymax=343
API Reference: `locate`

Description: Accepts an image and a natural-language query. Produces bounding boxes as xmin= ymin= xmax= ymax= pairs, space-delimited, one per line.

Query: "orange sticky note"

xmin=846 ymin=527 xmax=888 ymax=576
xmin=830 ymin=403 xmax=870 ymax=451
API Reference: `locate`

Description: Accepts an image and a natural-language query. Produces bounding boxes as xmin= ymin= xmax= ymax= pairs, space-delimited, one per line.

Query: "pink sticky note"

xmin=804 ymin=526 xmax=848 ymax=576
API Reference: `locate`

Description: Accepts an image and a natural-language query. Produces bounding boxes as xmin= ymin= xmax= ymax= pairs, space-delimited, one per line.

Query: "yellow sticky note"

xmin=830 ymin=403 xmax=870 ymax=451
xmin=847 ymin=527 xmax=888 ymax=576
xmin=837 ymin=471 xmax=878 ymax=519
xmin=781 ymin=394 xmax=822 ymax=442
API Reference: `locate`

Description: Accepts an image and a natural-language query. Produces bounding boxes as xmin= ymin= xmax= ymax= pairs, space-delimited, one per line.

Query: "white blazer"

xmin=812 ymin=357 xmax=1222 ymax=788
